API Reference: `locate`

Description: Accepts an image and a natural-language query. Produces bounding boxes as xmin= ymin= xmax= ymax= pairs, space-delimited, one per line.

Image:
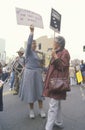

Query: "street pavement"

xmin=0 ymin=83 xmax=85 ymax=130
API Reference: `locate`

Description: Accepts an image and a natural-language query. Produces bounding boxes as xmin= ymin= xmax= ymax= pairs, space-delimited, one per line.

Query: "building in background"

xmin=0 ymin=38 xmax=6 ymax=65
xmin=24 ymin=35 xmax=53 ymax=52
xmin=24 ymin=35 xmax=54 ymax=66
xmin=36 ymin=36 xmax=54 ymax=66
xmin=36 ymin=36 xmax=53 ymax=52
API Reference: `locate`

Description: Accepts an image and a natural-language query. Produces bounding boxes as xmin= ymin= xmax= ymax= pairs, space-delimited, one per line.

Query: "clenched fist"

xmin=30 ymin=25 xmax=34 ymax=33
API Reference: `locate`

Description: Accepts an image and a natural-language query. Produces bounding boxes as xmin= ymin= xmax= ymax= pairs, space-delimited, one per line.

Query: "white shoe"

xmin=54 ymin=121 xmax=64 ymax=129
xmin=40 ymin=109 xmax=46 ymax=118
xmin=9 ymin=88 xmax=12 ymax=91
xmin=29 ymin=110 xmax=35 ymax=119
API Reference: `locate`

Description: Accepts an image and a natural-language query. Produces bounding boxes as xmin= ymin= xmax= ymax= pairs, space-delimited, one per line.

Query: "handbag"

xmin=49 ymin=78 xmax=70 ymax=93
xmin=48 ymin=68 xmax=70 ymax=93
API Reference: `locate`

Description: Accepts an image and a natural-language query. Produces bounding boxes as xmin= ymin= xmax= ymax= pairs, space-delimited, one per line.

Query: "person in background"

xmin=43 ymin=36 xmax=70 ymax=130
xmin=69 ymin=64 xmax=76 ymax=86
xmin=13 ymin=47 xmax=25 ymax=95
xmin=2 ymin=64 xmax=10 ymax=82
xmin=19 ymin=25 xmax=46 ymax=119
xmin=9 ymin=68 xmax=15 ymax=91
xmin=75 ymin=64 xmax=82 ymax=85
xmin=80 ymin=60 xmax=85 ymax=84
xmin=0 ymin=62 xmax=2 ymax=79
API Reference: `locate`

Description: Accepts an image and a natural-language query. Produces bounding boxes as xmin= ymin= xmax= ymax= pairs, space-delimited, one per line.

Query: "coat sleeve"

xmin=53 ymin=50 xmax=70 ymax=71
xmin=25 ymin=33 xmax=33 ymax=59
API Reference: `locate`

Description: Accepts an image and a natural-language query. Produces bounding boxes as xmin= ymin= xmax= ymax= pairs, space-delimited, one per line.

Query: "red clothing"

xmin=43 ymin=48 xmax=70 ymax=100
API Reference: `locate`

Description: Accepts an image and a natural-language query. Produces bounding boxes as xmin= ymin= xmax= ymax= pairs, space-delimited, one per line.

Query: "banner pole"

xmin=54 ymin=31 xmax=55 ymax=39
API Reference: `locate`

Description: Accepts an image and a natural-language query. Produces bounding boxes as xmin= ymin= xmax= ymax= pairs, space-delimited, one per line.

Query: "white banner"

xmin=15 ymin=7 xmax=44 ymax=28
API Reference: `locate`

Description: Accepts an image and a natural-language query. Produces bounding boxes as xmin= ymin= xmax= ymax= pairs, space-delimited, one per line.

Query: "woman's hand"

xmin=30 ymin=25 xmax=34 ymax=33
xmin=52 ymin=50 xmax=58 ymax=59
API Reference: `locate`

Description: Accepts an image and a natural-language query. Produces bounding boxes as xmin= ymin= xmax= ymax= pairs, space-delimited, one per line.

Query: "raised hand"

xmin=30 ymin=25 xmax=34 ymax=33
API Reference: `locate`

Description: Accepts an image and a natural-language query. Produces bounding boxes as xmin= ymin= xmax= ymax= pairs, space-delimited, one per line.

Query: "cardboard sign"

xmin=50 ymin=8 xmax=61 ymax=33
xmin=15 ymin=7 xmax=44 ymax=28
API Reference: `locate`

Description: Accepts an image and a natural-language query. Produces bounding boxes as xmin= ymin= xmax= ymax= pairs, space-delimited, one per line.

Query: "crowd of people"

xmin=69 ymin=60 xmax=85 ymax=86
xmin=2 ymin=25 xmax=85 ymax=130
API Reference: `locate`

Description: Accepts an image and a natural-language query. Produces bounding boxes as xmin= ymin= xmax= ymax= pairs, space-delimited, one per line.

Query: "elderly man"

xmin=13 ymin=47 xmax=25 ymax=95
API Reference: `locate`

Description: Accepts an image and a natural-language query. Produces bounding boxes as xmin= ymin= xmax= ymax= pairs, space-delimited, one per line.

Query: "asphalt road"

xmin=0 ymin=83 xmax=85 ymax=130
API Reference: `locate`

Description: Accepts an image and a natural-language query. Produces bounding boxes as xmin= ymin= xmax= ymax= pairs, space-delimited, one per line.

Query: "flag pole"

xmin=54 ymin=31 xmax=55 ymax=39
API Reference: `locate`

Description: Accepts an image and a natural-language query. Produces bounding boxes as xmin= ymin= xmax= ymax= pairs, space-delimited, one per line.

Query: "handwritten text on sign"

xmin=16 ymin=8 xmax=43 ymax=28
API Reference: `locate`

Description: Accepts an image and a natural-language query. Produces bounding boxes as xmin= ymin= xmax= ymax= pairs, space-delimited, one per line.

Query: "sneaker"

xmin=54 ymin=122 xmax=64 ymax=129
xmin=40 ymin=109 xmax=46 ymax=118
xmin=13 ymin=91 xmax=18 ymax=95
xmin=29 ymin=110 xmax=35 ymax=119
xmin=9 ymin=88 xmax=12 ymax=91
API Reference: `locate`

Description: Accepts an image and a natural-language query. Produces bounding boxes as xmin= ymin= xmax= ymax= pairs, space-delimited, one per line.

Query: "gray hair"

xmin=54 ymin=36 xmax=65 ymax=49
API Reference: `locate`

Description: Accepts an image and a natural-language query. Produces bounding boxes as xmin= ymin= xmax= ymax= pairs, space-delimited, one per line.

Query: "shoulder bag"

xmin=49 ymin=69 xmax=71 ymax=93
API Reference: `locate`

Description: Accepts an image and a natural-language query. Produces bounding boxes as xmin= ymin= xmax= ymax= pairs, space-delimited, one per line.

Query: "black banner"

xmin=50 ymin=8 xmax=61 ymax=33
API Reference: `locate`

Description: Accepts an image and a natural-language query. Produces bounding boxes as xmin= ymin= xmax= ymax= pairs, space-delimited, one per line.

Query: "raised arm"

xmin=25 ymin=25 xmax=34 ymax=58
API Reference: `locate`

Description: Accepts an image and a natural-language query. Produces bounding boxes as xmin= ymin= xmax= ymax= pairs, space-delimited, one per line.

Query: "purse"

xmin=48 ymin=53 xmax=70 ymax=93
xmin=49 ymin=77 xmax=70 ymax=93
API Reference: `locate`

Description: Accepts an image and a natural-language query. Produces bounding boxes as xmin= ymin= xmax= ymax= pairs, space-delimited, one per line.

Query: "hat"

xmin=17 ymin=47 xmax=25 ymax=54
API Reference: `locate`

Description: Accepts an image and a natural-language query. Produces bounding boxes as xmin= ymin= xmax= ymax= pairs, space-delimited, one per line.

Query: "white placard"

xmin=15 ymin=7 xmax=44 ymax=28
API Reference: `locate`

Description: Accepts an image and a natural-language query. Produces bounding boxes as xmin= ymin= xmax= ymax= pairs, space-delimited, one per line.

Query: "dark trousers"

xmin=14 ymin=72 xmax=19 ymax=93
xmin=0 ymin=86 xmax=3 ymax=111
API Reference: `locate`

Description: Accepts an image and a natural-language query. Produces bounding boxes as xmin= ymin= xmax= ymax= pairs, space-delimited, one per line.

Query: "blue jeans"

xmin=10 ymin=71 xmax=15 ymax=88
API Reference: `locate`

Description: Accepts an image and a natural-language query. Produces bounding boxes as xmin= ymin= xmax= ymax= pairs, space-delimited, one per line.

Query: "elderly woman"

xmin=43 ymin=36 xmax=70 ymax=130
xmin=19 ymin=26 xmax=46 ymax=119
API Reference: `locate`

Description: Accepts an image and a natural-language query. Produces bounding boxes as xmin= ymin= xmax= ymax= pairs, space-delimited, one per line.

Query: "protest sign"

xmin=50 ymin=8 xmax=61 ymax=33
xmin=16 ymin=7 xmax=43 ymax=28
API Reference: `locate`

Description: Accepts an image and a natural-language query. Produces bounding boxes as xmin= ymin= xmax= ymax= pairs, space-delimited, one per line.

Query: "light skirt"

xmin=19 ymin=68 xmax=44 ymax=103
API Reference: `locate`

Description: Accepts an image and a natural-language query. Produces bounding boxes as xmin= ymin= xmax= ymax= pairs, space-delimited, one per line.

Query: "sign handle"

xmin=54 ymin=31 xmax=55 ymax=39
